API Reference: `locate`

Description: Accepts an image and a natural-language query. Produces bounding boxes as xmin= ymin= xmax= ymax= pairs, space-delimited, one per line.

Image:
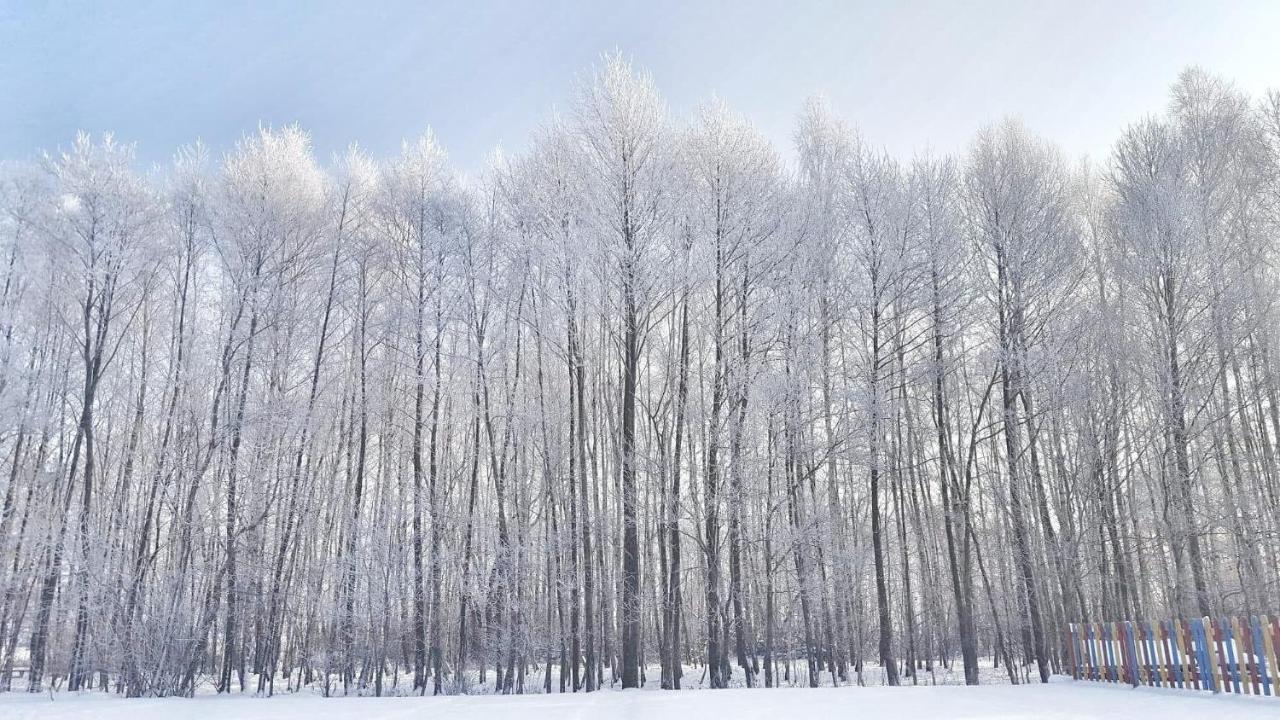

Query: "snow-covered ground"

xmin=2 ymin=679 xmax=1278 ymax=720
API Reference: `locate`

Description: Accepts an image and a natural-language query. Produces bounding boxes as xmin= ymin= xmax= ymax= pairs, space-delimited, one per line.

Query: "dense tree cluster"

xmin=1 ymin=58 xmax=1278 ymax=697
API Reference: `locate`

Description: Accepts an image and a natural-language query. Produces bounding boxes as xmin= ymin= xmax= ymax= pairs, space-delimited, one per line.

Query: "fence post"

xmin=1201 ymin=616 xmax=1221 ymax=693
xmin=1085 ymin=622 xmax=1097 ymax=680
xmin=1153 ymin=620 xmax=1167 ymax=687
xmin=1116 ymin=621 xmax=1126 ymax=684
xmin=1123 ymin=621 xmax=1140 ymax=687
xmin=1116 ymin=622 xmax=1129 ymax=685
xmin=1220 ymin=616 xmax=1239 ymax=694
xmin=1240 ymin=616 xmax=1258 ymax=695
xmin=1262 ymin=615 xmax=1278 ymax=696
xmin=1182 ymin=618 xmax=1200 ymax=691
xmin=1101 ymin=621 xmax=1112 ymax=682
xmin=1066 ymin=624 xmax=1080 ymax=680
xmin=1103 ymin=622 xmax=1116 ymax=683
xmin=1145 ymin=621 xmax=1159 ymax=687
xmin=1137 ymin=621 xmax=1151 ymax=686
xmin=1146 ymin=620 xmax=1160 ymax=686
xmin=1272 ymin=616 xmax=1280 ymax=693
xmin=1165 ymin=620 xmax=1183 ymax=688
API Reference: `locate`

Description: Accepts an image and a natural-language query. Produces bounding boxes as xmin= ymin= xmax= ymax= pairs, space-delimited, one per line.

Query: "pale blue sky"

xmin=2 ymin=1 xmax=1278 ymax=173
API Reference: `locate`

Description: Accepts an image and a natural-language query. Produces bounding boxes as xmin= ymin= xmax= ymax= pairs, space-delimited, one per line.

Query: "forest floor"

xmin=2 ymin=678 xmax=1279 ymax=720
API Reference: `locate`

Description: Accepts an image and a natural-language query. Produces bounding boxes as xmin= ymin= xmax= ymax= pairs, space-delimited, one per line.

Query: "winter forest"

xmin=1 ymin=56 xmax=1279 ymax=700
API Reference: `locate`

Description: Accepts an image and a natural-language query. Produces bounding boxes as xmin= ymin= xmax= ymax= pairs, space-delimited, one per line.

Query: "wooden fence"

xmin=1066 ymin=617 xmax=1280 ymax=696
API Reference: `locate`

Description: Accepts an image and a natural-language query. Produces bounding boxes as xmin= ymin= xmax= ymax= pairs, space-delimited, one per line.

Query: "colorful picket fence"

xmin=1065 ymin=616 xmax=1280 ymax=696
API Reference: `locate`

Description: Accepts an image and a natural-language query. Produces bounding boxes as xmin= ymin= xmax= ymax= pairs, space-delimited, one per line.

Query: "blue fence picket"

xmin=1124 ymin=621 xmax=1141 ymax=687
xmin=1253 ymin=616 xmax=1271 ymax=696
xmin=1146 ymin=620 xmax=1167 ymax=686
xmin=1223 ymin=617 xmax=1241 ymax=694
xmin=1193 ymin=617 xmax=1215 ymax=692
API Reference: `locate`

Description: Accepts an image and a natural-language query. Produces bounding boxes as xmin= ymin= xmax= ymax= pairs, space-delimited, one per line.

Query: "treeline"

xmin=0 ymin=58 xmax=1278 ymax=697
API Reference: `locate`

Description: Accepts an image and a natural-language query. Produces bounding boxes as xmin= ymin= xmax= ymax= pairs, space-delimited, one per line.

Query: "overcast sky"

xmin=2 ymin=1 xmax=1278 ymax=174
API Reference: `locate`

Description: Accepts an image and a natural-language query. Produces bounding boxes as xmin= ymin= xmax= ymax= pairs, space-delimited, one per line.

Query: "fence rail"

xmin=1066 ymin=616 xmax=1279 ymax=696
